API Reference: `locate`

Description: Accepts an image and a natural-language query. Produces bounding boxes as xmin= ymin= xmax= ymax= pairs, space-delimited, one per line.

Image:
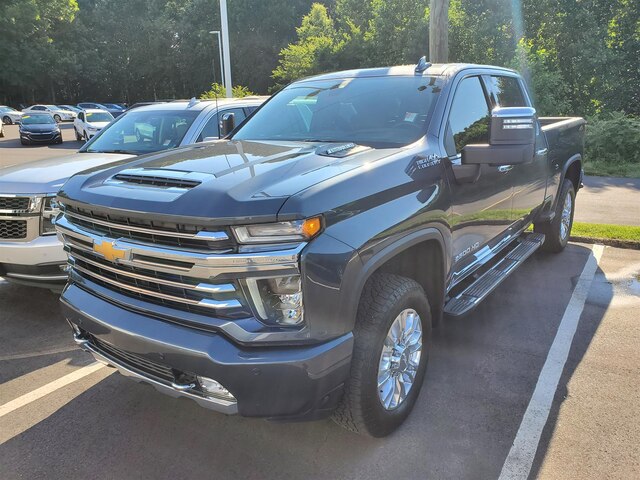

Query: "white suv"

xmin=74 ymin=109 xmax=114 ymax=141
xmin=22 ymin=105 xmax=76 ymax=122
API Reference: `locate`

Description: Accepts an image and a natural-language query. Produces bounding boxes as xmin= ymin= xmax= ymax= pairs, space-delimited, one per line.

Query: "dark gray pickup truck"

xmin=56 ymin=61 xmax=585 ymax=437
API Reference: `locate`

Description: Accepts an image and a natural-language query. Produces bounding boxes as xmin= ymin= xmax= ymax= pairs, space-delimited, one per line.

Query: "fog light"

xmin=197 ymin=376 xmax=235 ymax=401
xmin=245 ymin=275 xmax=304 ymax=326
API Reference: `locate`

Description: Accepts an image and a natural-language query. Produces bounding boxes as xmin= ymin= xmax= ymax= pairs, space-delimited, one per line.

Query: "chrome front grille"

xmin=63 ymin=204 xmax=233 ymax=251
xmin=0 ymin=220 xmax=27 ymax=239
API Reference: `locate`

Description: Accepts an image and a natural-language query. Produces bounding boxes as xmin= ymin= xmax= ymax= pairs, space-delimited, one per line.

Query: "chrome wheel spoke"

xmin=377 ymin=308 xmax=424 ymax=411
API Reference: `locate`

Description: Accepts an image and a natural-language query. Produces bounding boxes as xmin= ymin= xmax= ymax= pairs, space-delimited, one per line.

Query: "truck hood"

xmin=0 ymin=152 xmax=133 ymax=194
xmin=59 ymin=139 xmax=396 ymax=224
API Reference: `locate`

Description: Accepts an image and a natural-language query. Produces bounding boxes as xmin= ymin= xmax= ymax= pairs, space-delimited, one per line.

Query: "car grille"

xmin=63 ymin=203 xmax=235 ymax=251
xmin=0 ymin=220 xmax=27 ymax=239
xmin=0 ymin=197 xmax=30 ymax=212
xmin=90 ymin=336 xmax=176 ymax=383
xmin=67 ymin=244 xmax=246 ymax=318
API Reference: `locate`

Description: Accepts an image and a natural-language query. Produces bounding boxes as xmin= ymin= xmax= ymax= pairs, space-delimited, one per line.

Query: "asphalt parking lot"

xmin=0 ymin=123 xmax=80 ymax=168
xmin=1 ymin=130 xmax=639 ymax=479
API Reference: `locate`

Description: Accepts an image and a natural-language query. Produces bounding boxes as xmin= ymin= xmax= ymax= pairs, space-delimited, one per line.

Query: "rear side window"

xmin=445 ymin=76 xmax=490 ymax=155
xmin=489 ymin=75 xmax=527 ymax=107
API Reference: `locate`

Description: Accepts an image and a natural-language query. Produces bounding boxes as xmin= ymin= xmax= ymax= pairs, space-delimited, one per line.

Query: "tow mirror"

xmin=462 ymin=107 xmax=536 ymax=166
xmin=219 ymin=112 xmax=235 ymax=137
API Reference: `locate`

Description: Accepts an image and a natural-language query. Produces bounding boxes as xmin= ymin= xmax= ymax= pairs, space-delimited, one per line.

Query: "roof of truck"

xmin=301 ymin=63 xmax=518 ymax=83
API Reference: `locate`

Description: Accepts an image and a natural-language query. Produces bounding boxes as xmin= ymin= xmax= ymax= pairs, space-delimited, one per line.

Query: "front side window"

xmin=85 ymin=109 xmax=199 ymax=154
xmin=233 ymin=76 xmax=442 ymax=148
xmin=32 ymin=106 xmax=45 ymax=111
xmin=489 ymin=75 xmax=527 ymax=107
xmin=445 ymin=76 xmax=490 ymax=155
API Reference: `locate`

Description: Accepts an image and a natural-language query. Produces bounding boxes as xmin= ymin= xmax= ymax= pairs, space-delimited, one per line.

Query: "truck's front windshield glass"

xmin=233 ymin=75 xmax=442 ymax=148
xmin=84 ymin=109 xmax=199 ymax=154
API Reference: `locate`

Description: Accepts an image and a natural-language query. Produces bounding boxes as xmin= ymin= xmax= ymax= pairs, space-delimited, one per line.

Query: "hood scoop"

xmin=109 ymin=168 xmax=213 ymax=190
xmin=316 ymin=143 xmax=371 ymax=158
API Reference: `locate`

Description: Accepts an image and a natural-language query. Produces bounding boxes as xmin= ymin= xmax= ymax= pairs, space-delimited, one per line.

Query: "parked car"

xmin=0 ymin=96 xmax=266 ymax=289
xmin=57 ymin=104 xmax=82 ymax=114
xmin=55 ymin=61 xmax=586 ymax=436
xmin=77 ymin=102 xmax=124 ymax=118
xmin=0 ymin=105 xmax=23 ymax=124
xmin=22 ymin=104 xmax=76 ymax=122
xmin=73 ymin=109 xmax=115 ymax=141
xmin=19 ymin=113 xmax=62 ymax=145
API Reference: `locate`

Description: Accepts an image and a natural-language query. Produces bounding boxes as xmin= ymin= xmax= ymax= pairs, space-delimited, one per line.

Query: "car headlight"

xmin=244 ymin=275 xmax=304 ymax=326
xmin=232 ymin=217 xmax=322 ymax=244
xmin=41 ymin=196 xmax=60 ymax=235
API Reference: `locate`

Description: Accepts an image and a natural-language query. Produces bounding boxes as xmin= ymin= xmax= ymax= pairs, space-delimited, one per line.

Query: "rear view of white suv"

xmin=74 ymin=109 xmax=114 ymax=141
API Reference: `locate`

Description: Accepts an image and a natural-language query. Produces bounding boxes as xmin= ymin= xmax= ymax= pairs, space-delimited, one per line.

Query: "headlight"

xmin=244 ymin=275 xmax=304 ymax=326
xmin=41 ymin=196 xmax=60 ymax=235
xmin=87 ymin=126 xmax=98 ymax=131
xmin=232 ymin=217 xmax=322 ymax=244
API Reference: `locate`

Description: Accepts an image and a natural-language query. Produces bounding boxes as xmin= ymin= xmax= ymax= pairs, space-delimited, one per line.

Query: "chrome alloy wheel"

xmin=377 ymin=308 xmax=423 ymax=410
xmin=560 ymin=191 xmax=573 ymax=241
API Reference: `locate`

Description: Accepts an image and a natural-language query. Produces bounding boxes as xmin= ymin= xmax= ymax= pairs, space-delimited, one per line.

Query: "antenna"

xmin=415 ymin=56 xmax=432 ymax=74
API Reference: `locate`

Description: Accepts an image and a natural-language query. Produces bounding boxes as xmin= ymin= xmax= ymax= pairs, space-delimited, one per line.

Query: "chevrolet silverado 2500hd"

xmin=56 ymin=61 xmax=585 ymax=437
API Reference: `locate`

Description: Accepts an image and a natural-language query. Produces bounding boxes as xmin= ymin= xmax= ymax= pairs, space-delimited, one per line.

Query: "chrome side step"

xmin=444 ymin=232 xmax=545 ymax=316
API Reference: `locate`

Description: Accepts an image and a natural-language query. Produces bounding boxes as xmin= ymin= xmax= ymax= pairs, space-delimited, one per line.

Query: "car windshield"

xmin=85 ymin=109 xmax=199 ymax=154
xmin=232 ymin=75 xmax=443 ymax=148
xmin=86 ymin=112 xmax=114 ymax=123
xmin=59 ymin=105 xmax=79 ymax=112
xmin=0 ymin=106 xmax=17 ymax=112
xmin=22 ymin=114 xmax=55 ymax=125
xmin=103 ymin=103 xmax=121 ymax=109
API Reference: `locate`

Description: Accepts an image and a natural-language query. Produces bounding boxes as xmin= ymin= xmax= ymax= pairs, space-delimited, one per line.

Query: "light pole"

xmin=208 ymin=30 xmax=225 ymax=90
xmin=219 ymin=0 xmax=233 ymax=98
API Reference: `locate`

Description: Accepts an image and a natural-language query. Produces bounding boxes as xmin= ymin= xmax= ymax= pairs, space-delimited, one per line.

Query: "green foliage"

xmin=200 ymin=83 xmax=254 ymax=99
xmin=584 ymin=112 xmax=640 ymax=176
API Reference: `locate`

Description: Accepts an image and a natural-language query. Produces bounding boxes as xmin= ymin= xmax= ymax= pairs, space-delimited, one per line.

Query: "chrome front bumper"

xmin=73 ymin=332 xmax=238 ymax=415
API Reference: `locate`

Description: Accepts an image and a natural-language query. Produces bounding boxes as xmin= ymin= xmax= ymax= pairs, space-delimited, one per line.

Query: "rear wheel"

xmin=54 ymin=114 xmax=62 ymax=123
xmin=332 ymin=273 xmax=431 ymax=437
xmin=534 ymin=179 xmax=576 ymax=253
xmin=84 ymin=131 xmax=90 ymax=142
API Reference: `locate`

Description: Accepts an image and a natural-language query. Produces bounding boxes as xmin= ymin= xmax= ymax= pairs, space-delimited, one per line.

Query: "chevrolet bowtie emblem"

xmin=93 ymin=240 xmax=127 ymax=263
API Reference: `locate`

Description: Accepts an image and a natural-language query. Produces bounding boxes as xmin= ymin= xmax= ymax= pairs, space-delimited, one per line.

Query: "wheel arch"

xmin=342 ymin=228 xmax=447 ymax=329
xmin=562 ymin=153 xmax=583 ymax=193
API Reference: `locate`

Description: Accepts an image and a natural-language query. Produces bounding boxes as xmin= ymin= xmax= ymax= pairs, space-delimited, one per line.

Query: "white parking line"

xmin=498 ymin=244 xmax=604 ymax=480
xmin=0 ymin=362 xmax=106 ymax=419
xmin=0 ymin=346 xmax=79 ymax=362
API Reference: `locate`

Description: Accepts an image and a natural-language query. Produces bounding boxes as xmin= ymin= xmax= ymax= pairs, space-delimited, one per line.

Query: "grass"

xmin=583 ymin=160 xmax=640 ymax=178
xmin=571 ymin=222 xmax=640 ymax=247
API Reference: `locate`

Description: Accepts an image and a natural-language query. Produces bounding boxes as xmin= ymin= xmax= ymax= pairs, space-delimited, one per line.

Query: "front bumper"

xmin=61 ymin=283 xmax=353 ymax=420
xmin=20 ymin=131 xmax=62 ymax=143
xmin=0 ymin=234 xmax=68 ymax=286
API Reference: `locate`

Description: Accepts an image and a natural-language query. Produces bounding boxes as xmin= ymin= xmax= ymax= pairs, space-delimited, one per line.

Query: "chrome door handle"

xmin=497 ymin=165 xmax=513 ymax=173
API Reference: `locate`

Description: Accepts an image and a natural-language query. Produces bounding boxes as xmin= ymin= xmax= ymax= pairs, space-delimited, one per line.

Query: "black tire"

xmin=534 ymin=179 xmax=576 ymax=253
xmin=75 ymin=128 xmax=83 ymax=141
xmin=0 ymin=127 xmax=4 ymax=138
xmin=54 ymin=114 xmax=61 ymax=123
xmin=2 ymin=116 xmax=12 ymax=125
xmin=20 ymin=139 xmax=28 ymax=145
xmin=332 ymin=273 xmax=432 ymax=437
xmin=84 ymin=131 xmax=90 ymax=142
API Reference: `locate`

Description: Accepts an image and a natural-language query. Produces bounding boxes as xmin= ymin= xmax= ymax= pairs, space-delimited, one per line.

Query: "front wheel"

xmin=54 ymin=114 xmax=61 ymax=123
xmin=2 ymin=116 xmax=12 ymax=125
xmin=332 ymin=273 xmax=431 ymax=437
xmin=75 ymin=128 xmax=82 ymax=141
xmin=534 ymin=179 xmax=576 ymax=253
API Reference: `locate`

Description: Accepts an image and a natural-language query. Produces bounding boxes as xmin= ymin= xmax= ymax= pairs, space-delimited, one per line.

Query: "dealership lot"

xmin=0 ymin=123 xmax=80 ymax=168
xmin=1 ymin=132 xmax=639 ymax=480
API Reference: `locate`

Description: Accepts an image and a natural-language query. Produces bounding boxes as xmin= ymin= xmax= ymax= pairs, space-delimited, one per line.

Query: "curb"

xmin=570 ymin=235 xmax=640 ymax=250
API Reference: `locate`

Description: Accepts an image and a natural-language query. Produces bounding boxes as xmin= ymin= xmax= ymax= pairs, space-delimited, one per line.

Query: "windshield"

xmin=0 ymin=106 xmax=17 ymax=113
xmin=86 ymin=112 xmax=114 ymax=123
xmin=85 ymin=109 xmax=199 ymax=154
xmin=59 ymin=105 xmax=79 ymax=112
xmin=22 ymin=114 xmax=56 ymax=125
xmin=233 ymin=76 xmax=442 ymax=147
xmin=103 ymin=103 xmax=122 ymax=110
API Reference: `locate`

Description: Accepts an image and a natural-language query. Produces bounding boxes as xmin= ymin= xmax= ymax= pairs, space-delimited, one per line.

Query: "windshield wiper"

xmin=85 ymin=149 xmax=139 ymax=155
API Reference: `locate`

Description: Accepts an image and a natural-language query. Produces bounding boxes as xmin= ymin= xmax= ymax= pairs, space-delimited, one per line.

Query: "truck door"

xmin=486 ymin=74 xmax=548 ymax=226
xmin=444 ymin=75 xmax=516 ymax=276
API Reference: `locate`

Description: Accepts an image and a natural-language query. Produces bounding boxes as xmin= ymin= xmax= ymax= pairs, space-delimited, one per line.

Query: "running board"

xmin=444 ymin=232 xmax=545 ymax=316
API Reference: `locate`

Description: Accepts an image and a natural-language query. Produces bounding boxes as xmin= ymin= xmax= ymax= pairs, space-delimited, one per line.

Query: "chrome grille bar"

xmin=72 ymin=263 xmax=242 ymax=310
xmin=64 ymin=209 xmax=229 ymax=241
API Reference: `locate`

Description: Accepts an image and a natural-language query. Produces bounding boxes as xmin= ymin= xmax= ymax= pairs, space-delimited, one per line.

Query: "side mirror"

xmin=462 ymin=107 xmax=536 ymax=166
xmin=219 ymin=112 xmax=235 ymax=137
